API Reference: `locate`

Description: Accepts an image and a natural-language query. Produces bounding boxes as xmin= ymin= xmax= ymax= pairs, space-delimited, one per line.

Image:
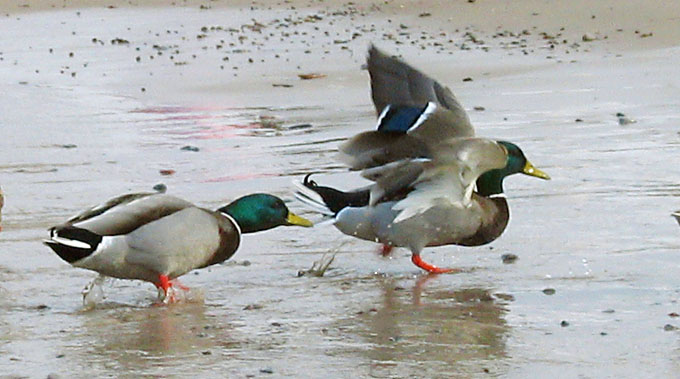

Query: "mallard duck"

xmin=44 ymin=191 xmax=312 ymax=301
xmin=296 ymin=45 xmax=549 ymax=274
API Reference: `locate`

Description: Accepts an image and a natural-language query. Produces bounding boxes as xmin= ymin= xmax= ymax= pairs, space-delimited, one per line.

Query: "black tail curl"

xmin=302 ymin=174 xmax=370 ymax=215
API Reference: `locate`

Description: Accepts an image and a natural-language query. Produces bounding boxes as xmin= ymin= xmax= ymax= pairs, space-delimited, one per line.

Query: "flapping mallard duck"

xmin=44 ymin=191 xmax=312 ymax=301
xmin=296 ymin=45 xmax=549 ymax=273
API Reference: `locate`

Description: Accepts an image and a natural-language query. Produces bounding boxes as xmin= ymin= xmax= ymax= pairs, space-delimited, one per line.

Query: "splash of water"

xmin=81 ymin=274 xmax=110 ymax=310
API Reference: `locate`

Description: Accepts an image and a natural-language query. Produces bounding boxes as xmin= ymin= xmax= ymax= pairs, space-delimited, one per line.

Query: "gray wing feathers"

xmin=72 ymin=194 xmax=194 ymax=236
xmin=66 ymin=192 xmax=155 ymax=224
xmin=361 ymin=159 xmax=428 ymax=206
xmin=367 ymin=45 xmax=474 ymax=137
xmin=337 ymin=131 xmax=429 ymax=170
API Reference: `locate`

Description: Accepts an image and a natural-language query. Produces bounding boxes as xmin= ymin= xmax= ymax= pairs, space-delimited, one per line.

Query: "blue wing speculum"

xmin=375 ymin=102 xmax=437 ymax=133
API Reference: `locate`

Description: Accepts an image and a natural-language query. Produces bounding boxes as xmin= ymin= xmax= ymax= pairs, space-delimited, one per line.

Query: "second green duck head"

xmin=218 ymin=193 xmax=313 ymax=233
xmin=476 ymin=141 xmax=550 ymax=197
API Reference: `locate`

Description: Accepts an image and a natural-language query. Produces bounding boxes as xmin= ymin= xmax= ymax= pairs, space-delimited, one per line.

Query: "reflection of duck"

xmin=297 ymin=45 xmax=549 ymax=273
xmin=44 ymin=192 xmax=312 ymax=302
xmin=673 ymin=211 xmax=680 ymax=226
xmin=335 ymin=278 xmax=509 ymax=376
xmin=76 ymin=302 xmax=232 ymax=373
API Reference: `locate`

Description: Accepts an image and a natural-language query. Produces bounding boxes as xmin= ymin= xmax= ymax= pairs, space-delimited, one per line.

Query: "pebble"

xmin=180 ymin=145 xmax=200 ymax=152
xmin=560 ymin=320 xmax=569 ymax=327
xmin=542 ymin=288 xmax=556 ymax=295
xmin=260 ymin=368 xmax=274 ymax=374
xmin=501 ymin=253 xmax=518 ymax=264
xmin=581 ymin=33 xmax=596 ymax=42
xmin=663 ymin=324 xmax=677 ymax=331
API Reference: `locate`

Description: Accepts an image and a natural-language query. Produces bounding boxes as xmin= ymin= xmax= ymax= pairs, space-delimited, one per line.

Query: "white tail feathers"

xmin=292 ymin=180 xmax=335 ymax=217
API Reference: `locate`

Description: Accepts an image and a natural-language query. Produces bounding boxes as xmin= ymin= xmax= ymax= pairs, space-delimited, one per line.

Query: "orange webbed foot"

xmin=411 ymin=254 xmax=461 ymax=274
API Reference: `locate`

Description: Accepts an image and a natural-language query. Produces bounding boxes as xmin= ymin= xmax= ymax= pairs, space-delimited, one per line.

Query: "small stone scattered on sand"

xmin=298 ymin=73 xmax=326 ymax=80
xmin=180 ymin=145 xmax=200 ymax=152
xmin=542 ymin=288 xmax=556 ymax=295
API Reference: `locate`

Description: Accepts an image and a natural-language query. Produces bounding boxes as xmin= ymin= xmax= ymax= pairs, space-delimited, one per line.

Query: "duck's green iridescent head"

xmin=218 ymin=193 xmax=313 ymax=233
xmin=476 ymin=141 xmax=550 ymax=197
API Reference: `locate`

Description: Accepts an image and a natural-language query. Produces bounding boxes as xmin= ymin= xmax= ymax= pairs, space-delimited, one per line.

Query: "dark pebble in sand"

xmin=560 ymin=320 xmax=570 ymax=327
xmin=56 ymin=354 xmax=65 ymax=358
xmin=668 ymin=312 xmax=679 ymax=318
xmin=60 ymin=144 xmax=77 ymax=149
xmin=663 ymin=324 xmax=677 ymax=331
xmin=159 ymin=169 xmax=175 ymax=176
xmin=473 ymin=106 xmax=486 ymax=111
xmin=243 ymin=304 xmax=263 ymax=310
xmin=153 ymin=183 xmax=167 ymax=193
xmin=542 ymin=288 xmax=556 ymax=295
xmin=462 ymin=77 xmax=473 ymax=82
xmin=36 ymin=304 xmax=50 ymax=310
xmin=501 ymin=254 xmax=518 ymax=264
xmin=202 ymin=350 xmax=212 ymax=355
xmin=288 ymin=123 xmax=312 ymax=130
xmin=602 ymin=309 xmax=615 ymax=314
xmin=180 ymin=145 xmax=200 ymax=152
xmin=260 ymin=368 xmax=274 ymax=374
xmin=575 ymin=118 xmax=583 ymax=122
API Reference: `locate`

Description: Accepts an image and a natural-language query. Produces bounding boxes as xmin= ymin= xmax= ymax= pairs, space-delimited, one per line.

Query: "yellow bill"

xmin=523 ymin=161 xmax=550 ymax=180
xmin=286 ymin=212 xmax=314 ymax=227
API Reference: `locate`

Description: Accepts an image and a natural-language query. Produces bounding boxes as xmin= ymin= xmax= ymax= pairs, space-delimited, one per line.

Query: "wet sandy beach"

xmin=1 ymin=0 xmax=680 ymax=377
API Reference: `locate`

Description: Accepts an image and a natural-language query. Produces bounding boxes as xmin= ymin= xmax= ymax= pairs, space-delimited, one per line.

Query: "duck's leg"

xmin=411 ymin=254 xmax=460 ymax=274
xmin=169 ymin=278 xmax=190 ymax=291
xmin=379 ymin=243 xmax=394 ymax=257
xmin=156 ymin=274 xmax=177 ymax=303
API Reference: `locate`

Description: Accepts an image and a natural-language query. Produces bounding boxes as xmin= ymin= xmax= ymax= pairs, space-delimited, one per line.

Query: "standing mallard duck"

xmin=296 ymin=45 xmax=549 ymax=273
xmin=44 ymin=191 xmax=312 ymax=301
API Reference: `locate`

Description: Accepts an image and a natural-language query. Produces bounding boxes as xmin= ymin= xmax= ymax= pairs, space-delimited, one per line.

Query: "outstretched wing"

xmin=358 ymin=138 xmax=507 ymax=222
xmin=367 ymin=45 xmax=474 ymax=138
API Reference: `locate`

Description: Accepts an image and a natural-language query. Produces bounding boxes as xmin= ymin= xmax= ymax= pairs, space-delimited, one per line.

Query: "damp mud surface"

xmin=1 ymin=1 xmax=680 ymax=377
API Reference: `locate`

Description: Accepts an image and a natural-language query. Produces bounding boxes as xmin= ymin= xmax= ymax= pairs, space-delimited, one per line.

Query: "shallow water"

xmin=1 ymin=3 xmax=680 ymax=378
